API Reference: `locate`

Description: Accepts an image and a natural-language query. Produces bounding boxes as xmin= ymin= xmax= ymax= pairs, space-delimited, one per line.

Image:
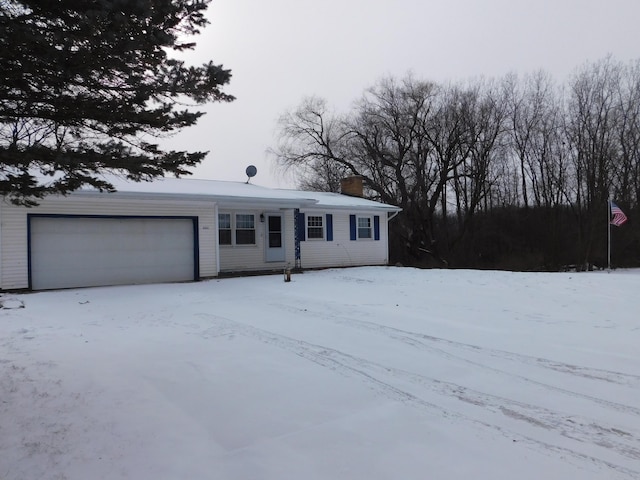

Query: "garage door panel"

xmin=29 ymin=217 xmax=196 ymax=290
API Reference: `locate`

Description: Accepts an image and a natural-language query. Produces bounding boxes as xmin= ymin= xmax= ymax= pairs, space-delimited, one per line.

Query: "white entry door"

xmin=29 ymin=216 xmax=197 ymax=290
xmin=265 ymin=213 xmax=285 ymax=262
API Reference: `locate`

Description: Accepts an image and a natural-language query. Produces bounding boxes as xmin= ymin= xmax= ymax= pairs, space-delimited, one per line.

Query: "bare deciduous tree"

xmin=272 ymin=59 xmax=640 ymax=269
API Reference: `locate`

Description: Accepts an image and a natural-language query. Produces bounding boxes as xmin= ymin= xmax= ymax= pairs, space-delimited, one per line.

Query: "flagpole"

xmin=607 ymin=198 xmax=611 ymax=271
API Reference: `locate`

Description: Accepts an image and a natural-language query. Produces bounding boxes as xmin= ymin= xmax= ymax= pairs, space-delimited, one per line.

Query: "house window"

xmin=218 ymin=212 xmax=256 ymax=245
xmin=218 ymin=213 xmax=232 ymax=245
xmin=235 ymin=214 xmax=256 ymax=245
xmin=307 ymin=215 xmax=324 ymax=239
xmin=358 ymin=216 xmax=372 ymax=239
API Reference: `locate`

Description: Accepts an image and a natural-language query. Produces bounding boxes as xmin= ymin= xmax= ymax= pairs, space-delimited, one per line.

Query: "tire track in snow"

xmin=358 ymin=319 xmax=640 ymax=386
xmin=197 ymin=313 xmax=640 ymax=479
xmin=292 ymin=300 xmax=640 ymax=386
xmin=338 ymin=316 xmax=640 ymax=416
xmin=272 ymin=301 xmax=640 ymax=417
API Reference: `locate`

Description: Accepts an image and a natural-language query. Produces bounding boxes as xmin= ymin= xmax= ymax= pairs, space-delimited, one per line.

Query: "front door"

xmin=265 ymin=213 xmax=286 ymax=262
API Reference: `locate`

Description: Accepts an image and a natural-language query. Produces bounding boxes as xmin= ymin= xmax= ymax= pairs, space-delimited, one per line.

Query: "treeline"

xmin=272 ymin=56 xmax=640 ymax=270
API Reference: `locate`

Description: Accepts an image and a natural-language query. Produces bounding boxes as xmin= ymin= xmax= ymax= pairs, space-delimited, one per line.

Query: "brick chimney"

xmin=340 ymin=175 xmax=364 ymax=197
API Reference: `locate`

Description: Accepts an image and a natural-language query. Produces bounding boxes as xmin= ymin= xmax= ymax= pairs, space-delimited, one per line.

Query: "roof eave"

xmin=303 ymin=204 xmax=402 ymax=212
xmin=72 ymin=189 xmax=318 ymax=208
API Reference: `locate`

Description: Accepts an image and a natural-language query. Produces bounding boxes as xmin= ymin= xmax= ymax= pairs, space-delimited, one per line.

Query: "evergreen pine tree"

xmin=0 ymin=0 xmax=234 ymax=205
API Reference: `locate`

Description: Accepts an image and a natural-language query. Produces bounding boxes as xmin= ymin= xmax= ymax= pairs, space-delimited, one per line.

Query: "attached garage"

xmin=0 ymin=176 xmax=399 ymax=291
xmin=28 ymin=215 xmax=198 ymax=290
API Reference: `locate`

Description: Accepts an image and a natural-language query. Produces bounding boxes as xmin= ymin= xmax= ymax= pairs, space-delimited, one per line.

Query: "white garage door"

xmin=29 ymin=216 xmax=197 ymax=290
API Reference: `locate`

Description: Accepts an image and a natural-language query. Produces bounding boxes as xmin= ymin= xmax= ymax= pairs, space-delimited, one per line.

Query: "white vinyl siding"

xmin=0 ymin=194 xmax=217 ymax=290
xmin=218 ymin=209 xmax=296 ymax=273
xmin=0 ymin=190 xmax=397 ymax=289
xmin=299 ymin=210 xmax=389 ymax=269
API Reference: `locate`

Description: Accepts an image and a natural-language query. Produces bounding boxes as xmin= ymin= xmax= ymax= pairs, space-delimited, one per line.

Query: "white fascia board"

xmin=302 ymin=204 xmax=402 ymax=213
xmin=210 ymin=196 xmax=316 ymax=209
xmin=71 ymin=190 xmax=318 ymax=209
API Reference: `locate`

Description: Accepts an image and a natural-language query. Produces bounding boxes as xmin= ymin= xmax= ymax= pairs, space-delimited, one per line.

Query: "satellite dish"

xmin=245 ymin=165 xmax=257 ymax=183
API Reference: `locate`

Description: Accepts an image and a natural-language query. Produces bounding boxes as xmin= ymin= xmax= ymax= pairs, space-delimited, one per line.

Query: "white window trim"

xmin=306 ymin=214 xmax=325 ymax=241
xmin=218 ymin=212 xmax=232 ymax=246
xmin=357 ymin=216 xmax=373 ymax=240
xmin=218 ymin=211 xmax=257 ymax=246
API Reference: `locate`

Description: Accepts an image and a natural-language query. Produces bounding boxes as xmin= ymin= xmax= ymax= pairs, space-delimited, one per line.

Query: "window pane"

xmin=269 ymin=232 xmax=282 ymax=247
xmin=235 ymin=214 xmax=256 ymax=245
xmin=218 ymin=213 xmax=231 ymax=228
xmin=267 ymin=215 xmax=282 ymax=247
xmin=307 ymin=216 xmax=323 ymax=227
xmin=307 ymin=215 xmax=324 ymax=239
xmin=308 ymin=228 xmax=323 ymax=239
xmin=236 ymin=214 xmax=254 ymax=229
xmin=268 ymin=216 xmax=281 ymax=232
xmin=358 ymin=217 xmax=371 ymax=238
xmin=218 ymin=213 xmax=231 ymax=244
xmin=219 ymin=230 xmax=232 ymax=245
xmin=357 ymin=217 xmax=370 ymax=228
xmin=236 ymin=230 xmax=256 ymax=245
xmin=358 ymin=228 xmax=371 ymax=239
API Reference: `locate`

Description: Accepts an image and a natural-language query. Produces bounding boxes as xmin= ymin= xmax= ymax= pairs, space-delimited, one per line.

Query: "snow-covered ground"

xmin=1 ymin=267 xmax=639 ymax=480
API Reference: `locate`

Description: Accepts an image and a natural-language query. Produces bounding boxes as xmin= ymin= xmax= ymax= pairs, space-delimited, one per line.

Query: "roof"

xmin=278 ymin=189 xmax=401 ymax=211
xmin=76 ymin=176 xmax=402 ymax=212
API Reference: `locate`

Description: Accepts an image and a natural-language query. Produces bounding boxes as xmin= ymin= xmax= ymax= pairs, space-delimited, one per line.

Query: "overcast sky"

xmin=166 ymin=0 xmax=640 ymax=188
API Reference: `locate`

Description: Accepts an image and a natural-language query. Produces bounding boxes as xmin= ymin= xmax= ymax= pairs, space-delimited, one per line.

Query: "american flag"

xmin=610 ymin=201 xmax=628 ymax=227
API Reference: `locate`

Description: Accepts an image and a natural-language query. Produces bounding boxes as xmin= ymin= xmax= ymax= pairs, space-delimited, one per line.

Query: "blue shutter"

xmin=374 ymin=215 xmax=380 ymax=241
xmin=349 ymin=215 xmax=356 ymax=240
xmin=297 ymin=212 xmax=306 ymax=241
xmin=326 ymin=214 xmax=333 ymax=241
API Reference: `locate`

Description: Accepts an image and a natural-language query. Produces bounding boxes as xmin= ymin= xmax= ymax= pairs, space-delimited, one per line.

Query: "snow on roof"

xmin=91 ymin=176 xmax=311 ymax=200
xmin=278 ymin=188 xmax=401 ymax=211
xmin=78 ymin=176 xmax=401 ymax=211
